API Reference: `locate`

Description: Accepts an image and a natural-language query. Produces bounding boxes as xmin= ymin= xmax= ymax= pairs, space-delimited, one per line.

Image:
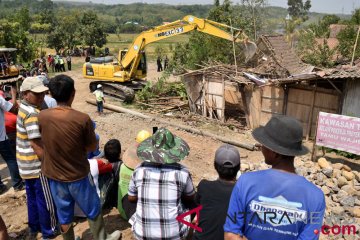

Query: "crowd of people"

xmin=0 ymin=73 xmax=326 ymax=240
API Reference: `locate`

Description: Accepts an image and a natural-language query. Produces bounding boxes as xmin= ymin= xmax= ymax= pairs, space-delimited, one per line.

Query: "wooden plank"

xmin=221 ymin=76 xmax=225 ymax=123
xmin=261 ymin=98 xmax=284 ymax=112
xmin=202 ymin=75 xmax=207 ymax=117
xmin=246 ymin=86 xmax=262 ymax=129
xmin=240 ymin=87 xmax=250 ymax=128
xmin=342 ymin=79 xmax=360 ymax=117
xmin=261 ymin=96 xmax=284 ymax=100
xmin=306 ymin=85 xmax=316 ymax=141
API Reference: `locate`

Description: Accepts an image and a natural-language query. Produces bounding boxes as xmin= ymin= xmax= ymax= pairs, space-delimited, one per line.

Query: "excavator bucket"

xmin=242 ymin=41 xmax=257 ymax=62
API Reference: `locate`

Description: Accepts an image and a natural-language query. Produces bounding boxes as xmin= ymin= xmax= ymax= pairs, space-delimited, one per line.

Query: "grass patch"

xmin=31 ymin=33 xmax=190 ymax=60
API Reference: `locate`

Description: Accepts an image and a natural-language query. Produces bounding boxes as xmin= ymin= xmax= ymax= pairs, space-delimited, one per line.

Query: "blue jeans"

xmin=0 ymin=139 xmax=23 ymax=189
xmin=96 ymin=101 xmax=103 ymax=113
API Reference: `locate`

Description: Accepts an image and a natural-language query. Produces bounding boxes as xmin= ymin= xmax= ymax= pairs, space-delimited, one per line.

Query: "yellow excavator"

xmin=0 ymin=48 xmax=20 ymax=79
xmin=83 ymin=15 xmax=257 ymax=102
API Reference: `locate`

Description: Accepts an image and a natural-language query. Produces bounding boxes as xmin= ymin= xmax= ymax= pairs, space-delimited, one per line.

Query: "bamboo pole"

xmin=86 ymin=99 xmax=255 ymax=151
xmin=351 ymin=26 xmax=360 ymax=66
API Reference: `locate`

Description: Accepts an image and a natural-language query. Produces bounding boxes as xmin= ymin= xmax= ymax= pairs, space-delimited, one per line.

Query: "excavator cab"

xmin=120 ymin=50 xmax=147 ymax=79
xmin=0 ymin=48 xmax=20 ymax=79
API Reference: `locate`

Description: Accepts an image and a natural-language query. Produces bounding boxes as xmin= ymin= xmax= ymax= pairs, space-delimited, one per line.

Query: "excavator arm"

xmin=120 ymin=15 xmax=256 ymax=79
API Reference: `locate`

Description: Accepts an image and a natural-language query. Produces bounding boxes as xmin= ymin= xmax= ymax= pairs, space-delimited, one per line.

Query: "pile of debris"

xmin=137 ymin=96 xmax=188 ymax=114
xmin=239 ymin=157 xmax=360 ymax=239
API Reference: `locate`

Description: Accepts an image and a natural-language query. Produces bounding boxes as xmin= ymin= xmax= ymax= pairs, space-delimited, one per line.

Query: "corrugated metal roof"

xmin=321 ymin=68 xmax=360 ymax=79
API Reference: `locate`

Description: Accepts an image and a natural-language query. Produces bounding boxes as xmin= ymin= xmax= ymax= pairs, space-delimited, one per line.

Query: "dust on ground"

xmin=0 ymin=57 xmax=310 ymax=239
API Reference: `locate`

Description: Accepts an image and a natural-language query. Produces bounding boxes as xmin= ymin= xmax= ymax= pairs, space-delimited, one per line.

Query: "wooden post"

xmin=282 ymin=85 xmax=289 ymax=115
xmin=229 ymin=18 xmax=238 ymax=76
xmin=351 ymin=26 xmax=360 ymax=66
xmin=240 ymin=87 xmax=251 ymax=128
xmin=202 ymin=75 xmax=207 ymax=117
xmin=311 ymin=113 xmax=320 ymax=162
xmin=306 ymin=83 xmax=317 ymax=141
xmin=221 ymin=76 xmax=225 ymax=123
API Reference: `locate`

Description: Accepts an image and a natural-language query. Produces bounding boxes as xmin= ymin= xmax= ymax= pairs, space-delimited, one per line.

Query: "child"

xmin=76 ymin=139 xmax=122 ymax=218
xmin=194 ymin=144 xmax=240 ymax=240
xmin=93 ymin=84 xmax=105 ymax=115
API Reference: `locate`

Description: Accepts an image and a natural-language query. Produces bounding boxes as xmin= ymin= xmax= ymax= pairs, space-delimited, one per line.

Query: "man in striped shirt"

xmin=16 ymin=77 xmax=58 ymax=239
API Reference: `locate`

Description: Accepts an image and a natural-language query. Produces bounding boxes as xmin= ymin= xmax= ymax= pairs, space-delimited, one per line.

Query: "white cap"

xmin=20 ymin=77 xmax=49 ymax=93
xmin=97 ymin=84 xmax=102 ymax=89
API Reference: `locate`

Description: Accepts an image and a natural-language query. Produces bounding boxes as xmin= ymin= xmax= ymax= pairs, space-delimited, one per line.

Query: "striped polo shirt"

xmin=16 ymin=100 xmax=41 ymax=179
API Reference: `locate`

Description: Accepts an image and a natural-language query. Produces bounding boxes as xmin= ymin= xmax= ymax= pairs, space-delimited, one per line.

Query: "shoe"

xmin=0 ymin=184 xmax=7 ymax=195
xmin=26 ymin=232 xmax=38 ymax=240
xmin=88 ymin=214 xmax=121 ymax=240
xmin=61 ymin=224 xmax=75 ymax=240
xmin=14 ymin=182 xmax=25 ymax=191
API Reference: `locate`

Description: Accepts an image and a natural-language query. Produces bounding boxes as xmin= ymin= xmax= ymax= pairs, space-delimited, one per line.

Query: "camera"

xmin=3 ymin=85 xmax=11 ymax=92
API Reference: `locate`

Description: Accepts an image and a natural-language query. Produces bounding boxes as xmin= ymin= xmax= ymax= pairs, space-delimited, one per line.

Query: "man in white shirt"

xmin=0 ymin=85 xmax=23 ymax=194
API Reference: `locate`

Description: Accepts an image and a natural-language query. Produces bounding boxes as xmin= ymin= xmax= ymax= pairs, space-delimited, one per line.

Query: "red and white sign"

xmin=316 ymin=112 xmax=360 ymax=155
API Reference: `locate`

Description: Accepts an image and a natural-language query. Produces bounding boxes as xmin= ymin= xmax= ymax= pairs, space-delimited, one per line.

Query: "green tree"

xmin=46 ymin=12 xmax=81 ymax=54
xmin=337 ymin=25 xmax=360 ymax=60
xmin=79 ymin=11 xmax=107 ymax=48
xmin=0 ymin=19 xmax=36 ymax=62
xmin=46 ymin=27 xmax=65 ymax=54
xmin=15 ymin=7 xmax=31 ymax=31
xmin=36 ymin=0 xmax=55 ymax=26
xmin=284 ymin=17 xmax=302 ymax=47
xmin=287 ymin=0 xmax=311 ymax=21
xmin=297 ymin=30 xmax=336 ymax=67
xmin=241 ymin=0 xmax=266 ymax=39
xmin=309 ymin=14 xmax=340 ymax=37
xmin=172 ymin=0 xmax=255 ymax=69
xmin=351 ymin=8 xmax=360 ymax=24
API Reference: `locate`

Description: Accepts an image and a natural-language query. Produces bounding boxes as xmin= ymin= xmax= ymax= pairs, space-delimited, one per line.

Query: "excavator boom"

xmin=83 ymin=15 xmax=256 ymax=102
xmin=121 ymin=15 xmax=256 ymax=78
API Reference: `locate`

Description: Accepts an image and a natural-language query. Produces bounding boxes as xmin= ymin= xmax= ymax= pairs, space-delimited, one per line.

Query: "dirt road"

xmin=0 ymin=58 xmax=263 ymax=239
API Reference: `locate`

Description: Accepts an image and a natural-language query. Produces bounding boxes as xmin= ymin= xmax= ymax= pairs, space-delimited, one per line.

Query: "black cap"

xmin=215 ymin=144 xmax=240 ymax=168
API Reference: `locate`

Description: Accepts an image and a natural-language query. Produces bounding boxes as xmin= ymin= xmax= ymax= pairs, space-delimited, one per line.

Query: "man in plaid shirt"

xmin=128 ymin=128 xmax=195 ymax=240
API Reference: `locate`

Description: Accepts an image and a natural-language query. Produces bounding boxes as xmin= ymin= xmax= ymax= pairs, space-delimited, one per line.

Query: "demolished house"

xmin=182 ymin=35 xmax=360 ymax=138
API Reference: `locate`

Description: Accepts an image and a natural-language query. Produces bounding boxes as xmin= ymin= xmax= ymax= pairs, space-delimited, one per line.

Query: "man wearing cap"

xmin=224 ymin=116 xmax=325 ymax=240
xmin=118 ymin=130 xmax=151 ymax=220
xmin=16 ymin=77 xmax=58 ymax=239
xmin=0 ymin=84 xmax=23 ymax=194
xmin=128 ymin=128 xmax=195 ymax=239
xmin=194 ymin=144 xmax=240 ymax=240
xmin=93 ymin=84 xmax=105 ymax=115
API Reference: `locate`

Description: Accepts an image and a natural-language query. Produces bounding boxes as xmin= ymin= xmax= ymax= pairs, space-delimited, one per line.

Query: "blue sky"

xmin=60 ymin=0 xmax=360 ymax=14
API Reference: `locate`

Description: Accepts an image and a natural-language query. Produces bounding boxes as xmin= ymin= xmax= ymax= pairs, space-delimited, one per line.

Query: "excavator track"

xmin=89 ymin=81 xmax=136 ymax=103
xmin=0 ymin=77 xmax=19 ymax=85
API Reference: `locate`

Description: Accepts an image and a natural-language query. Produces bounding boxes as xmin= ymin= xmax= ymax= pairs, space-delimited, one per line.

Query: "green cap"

xmin=137 ymin=128 xmax=190 ymax=164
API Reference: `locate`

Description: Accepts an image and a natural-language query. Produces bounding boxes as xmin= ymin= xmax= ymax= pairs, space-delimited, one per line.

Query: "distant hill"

xmin=0 ymin=1 xmax=351 ymax=34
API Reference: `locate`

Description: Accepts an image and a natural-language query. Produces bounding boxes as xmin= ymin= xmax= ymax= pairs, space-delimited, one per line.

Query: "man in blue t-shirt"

xmin=224 ymin=116 xmax=325 ymax=240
